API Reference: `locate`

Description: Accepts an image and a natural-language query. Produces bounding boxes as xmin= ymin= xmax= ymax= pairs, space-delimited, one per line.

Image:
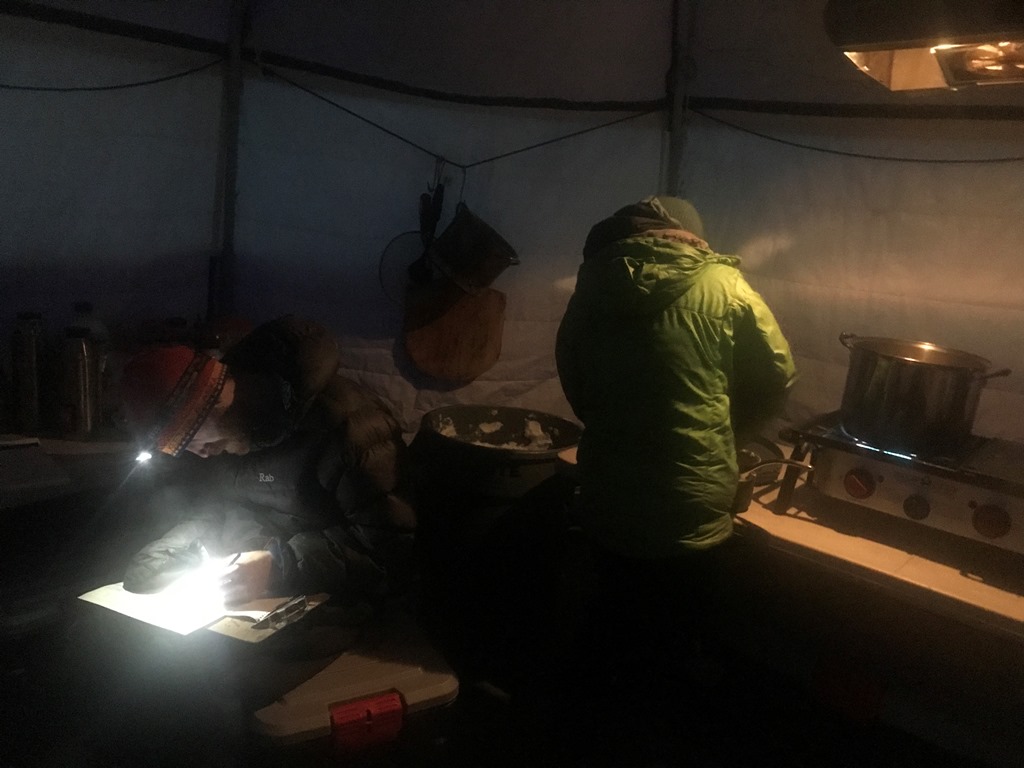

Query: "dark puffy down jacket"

xmin=123 ymin=316 xmax=416 ymax=600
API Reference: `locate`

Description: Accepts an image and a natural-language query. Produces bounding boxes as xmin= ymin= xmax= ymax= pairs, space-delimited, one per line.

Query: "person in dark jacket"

xmin=118 ymin=315 xmax=416 ymax=604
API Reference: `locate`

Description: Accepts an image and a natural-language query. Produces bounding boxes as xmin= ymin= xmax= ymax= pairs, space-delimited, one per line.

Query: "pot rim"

xmin=840 ymin=332 xmax=993 ymax=372
xmin=418 ymin=404 xmax=583 ymax=458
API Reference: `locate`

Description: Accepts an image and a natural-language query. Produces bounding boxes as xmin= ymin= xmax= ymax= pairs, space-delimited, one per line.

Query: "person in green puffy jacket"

xmin=556 ymin=195 xmax=796 ymax=561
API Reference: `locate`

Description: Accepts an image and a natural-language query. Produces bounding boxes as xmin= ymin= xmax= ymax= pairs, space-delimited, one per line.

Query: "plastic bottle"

xmin=11 ymin=312 xmax=45 ymax=435
xmin=59 ymin=326 xmax=98 ymax=440
xmin=0 ymin=361 xmax=12 ymax=433
xmin=71 ymin=302 xmax=110 ymax=347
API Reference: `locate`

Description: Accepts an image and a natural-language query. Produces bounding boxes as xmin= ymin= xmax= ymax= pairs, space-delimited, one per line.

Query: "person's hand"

xmin=220 ymin=550 xmax=274 ymax=604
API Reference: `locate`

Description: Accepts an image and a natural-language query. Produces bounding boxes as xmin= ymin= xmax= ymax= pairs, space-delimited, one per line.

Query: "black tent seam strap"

xmin=0 ymin=0 xmax=227 ymax=53
xmin=693 ymin=97 xmax=1024 ymax=121
xmin=692 ymin=110 xmax=1024 ymax=164
xmin=0 ymin=1 xmax=666 ymax=112
xmin=0 ymin=57 xmax=223 ymax=92
xmin=248 ymin=48 xmax=667 ymax=113
xmin=5 ymin=0 xmax=1024 ymax=121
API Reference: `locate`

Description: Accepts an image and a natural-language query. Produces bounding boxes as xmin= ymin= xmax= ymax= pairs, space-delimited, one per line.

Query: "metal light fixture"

xmin=824 ymin=0 xmax=1024 ymax=91
xmin=933 ymin=40 xmax=1024 ymax=87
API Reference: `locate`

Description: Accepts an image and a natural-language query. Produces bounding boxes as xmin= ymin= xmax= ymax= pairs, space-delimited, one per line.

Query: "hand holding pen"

xmin=219 ymin=551 xmax=275 ymax=604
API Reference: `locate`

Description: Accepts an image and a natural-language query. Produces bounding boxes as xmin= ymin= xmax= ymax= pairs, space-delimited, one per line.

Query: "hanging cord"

xmin=268 ymin=62 xmax=663 ymax=289
xmin=377 ymin=230 xmax=422 ymax=306
xmin=378 ymin=158 xmax=448 ymax=301
xmin=260 ymin=64 xmax=661 ymax=172
xmin=261 ymin=66 xmax=440 ymax=159
xmin=459 ymin=109 xmax=662 ymax=170
xmin=429 ymin=156 xmax=446 ymax=194
xmin=407 ymin=158 xmax=447 ymax=285
xmin=0 ymin=57 xmax=224 ymax=92
xmin=691 ymin=109 xmax=1024 ymax=164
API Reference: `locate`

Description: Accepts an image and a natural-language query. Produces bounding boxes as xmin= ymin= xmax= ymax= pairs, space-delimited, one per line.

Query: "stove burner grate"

xmin=776 ymin=411 xmax=1024 ymax=514
xmin=782 ymin=411 xmax=987 ymax=471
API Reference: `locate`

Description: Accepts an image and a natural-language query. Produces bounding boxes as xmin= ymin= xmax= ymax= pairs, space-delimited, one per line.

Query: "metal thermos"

xmin=11 ymin=312 xmax=45 ymax=435
xmin=60 ymin=327 xmax=98 ymax=440
xmin=70 ymin=302 xmax=110 ymax=430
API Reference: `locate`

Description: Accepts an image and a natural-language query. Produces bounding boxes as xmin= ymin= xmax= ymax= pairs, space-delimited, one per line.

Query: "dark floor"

xmin=0 ymin=596 xmax=988 ymax=768
xmin=0 ymin=482 xmax=1004 ymax=768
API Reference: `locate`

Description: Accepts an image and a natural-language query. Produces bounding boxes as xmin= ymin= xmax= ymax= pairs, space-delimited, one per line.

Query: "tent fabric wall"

xmin=247 ymin=0 xmax=674 ymax=104
xmin=3 ymin=9 xmax=1024 ymax=444
xmin=0 ymin=14 xmax=667 ymax=435
xmin=680 ymin=111 xmax=1024 ymax=440
xmin=0 ymin=16 xmax=221 ymax=335
xmin=233 ymin=67 xmax=664 ymax=432
xmin=234 ymin=64 xmax=1024 ymax=441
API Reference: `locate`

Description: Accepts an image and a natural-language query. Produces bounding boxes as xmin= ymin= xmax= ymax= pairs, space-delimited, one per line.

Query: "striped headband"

xmin=145 ymin=352 xmax=228 ymax=457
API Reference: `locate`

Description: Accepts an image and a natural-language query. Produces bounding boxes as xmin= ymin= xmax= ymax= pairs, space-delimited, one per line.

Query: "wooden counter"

xmin=1 ymin=434 xmax=134 ymax=510
xmin=559 ymin=442 xmax=1024 ymax=642
xmin=732 ymin=480 xmax=1024 ymax=768
xmin=738 ymin=480 xmax=1024 ymax=643
xmin=557 ymin=442 xmax=1024 ymax=765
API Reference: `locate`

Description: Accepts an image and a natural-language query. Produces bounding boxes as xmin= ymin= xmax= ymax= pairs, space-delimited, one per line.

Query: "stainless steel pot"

xmin=838 ymin=332 xmax=1010 ymax=456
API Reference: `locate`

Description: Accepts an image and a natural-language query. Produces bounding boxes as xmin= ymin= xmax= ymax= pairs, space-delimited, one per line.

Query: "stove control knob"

xmin=903 ymin=494 xmax=930 ymax=521
xmin=973 ymin=504 xmax=1011 ymax=539
xmin=843 ymin=468 xmax=876 ymax=499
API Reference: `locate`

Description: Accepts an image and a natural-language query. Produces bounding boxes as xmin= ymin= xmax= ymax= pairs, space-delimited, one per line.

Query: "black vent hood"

xmin=824 ymin=0 xmax=1024 ymax=90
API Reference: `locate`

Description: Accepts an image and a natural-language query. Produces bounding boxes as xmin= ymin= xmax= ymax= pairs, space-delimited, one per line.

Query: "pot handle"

xmin=981 ymin=368 xmax=1011 ymax=381
xmin=738 ymin=459 xmax=814 ymax=481
xmin=839 ymin=332 xmax=858 ymax=350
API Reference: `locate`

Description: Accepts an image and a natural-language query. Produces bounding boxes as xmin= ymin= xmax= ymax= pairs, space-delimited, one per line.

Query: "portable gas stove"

xmin=777 ymin=412 xmax=1024 ymax=556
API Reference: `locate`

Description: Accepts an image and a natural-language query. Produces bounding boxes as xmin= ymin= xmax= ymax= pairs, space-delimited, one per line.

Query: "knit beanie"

xmin=650 ymin=196 xmax=705 ymax=240
xmin=121 ymin=345 xmax=228 ymax=456
xmin=584 ymin=196 xmax=708 ymax=259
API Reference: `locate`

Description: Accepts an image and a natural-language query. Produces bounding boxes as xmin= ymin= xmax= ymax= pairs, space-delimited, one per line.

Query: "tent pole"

xmin=208 ymin=0 xmax=247 ymax=321
xmin=663 ymin=0 xmax=698 ymax=198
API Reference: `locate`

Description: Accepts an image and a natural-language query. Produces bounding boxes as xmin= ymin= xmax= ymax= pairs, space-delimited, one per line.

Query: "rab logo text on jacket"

xmin=258 ymin=473 xmax=275 ymax=483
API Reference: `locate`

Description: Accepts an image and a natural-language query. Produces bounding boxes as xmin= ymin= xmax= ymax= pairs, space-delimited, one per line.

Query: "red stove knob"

xmin=903 ymin=494 xmax=930 ymax=521
xmin=843 ymin=467 xmax=876 ymax=499
xmin=973 ymin=504 xmax=1011 ymax=539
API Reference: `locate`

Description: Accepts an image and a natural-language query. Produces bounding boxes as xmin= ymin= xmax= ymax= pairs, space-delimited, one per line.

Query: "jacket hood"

xmin=575 ymin=232 xmax=740 ymax=317
xmin=583 ymin=196 xmax=706 ymax=259
xmin=221 ymin=315 xmax=339 ymax=434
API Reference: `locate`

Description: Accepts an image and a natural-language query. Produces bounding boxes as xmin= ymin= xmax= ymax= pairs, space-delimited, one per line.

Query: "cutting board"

xmin=403 ymin=279 xmax=505 ymax=383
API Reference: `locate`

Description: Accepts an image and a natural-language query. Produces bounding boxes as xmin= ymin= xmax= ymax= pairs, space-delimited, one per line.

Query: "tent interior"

xmin=4 ymin=3 xmax=1024 ymax=767
xmin=4 ymin=0 xmax=1023 ymax=439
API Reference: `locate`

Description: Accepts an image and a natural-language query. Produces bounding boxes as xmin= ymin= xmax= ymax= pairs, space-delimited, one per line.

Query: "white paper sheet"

xmin=78 ymin=581 xmax=228 ymax=635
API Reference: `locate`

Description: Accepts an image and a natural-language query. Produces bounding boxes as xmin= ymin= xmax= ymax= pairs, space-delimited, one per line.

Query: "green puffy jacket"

xmin=556 ymin=225 xmax=796 ymax=559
